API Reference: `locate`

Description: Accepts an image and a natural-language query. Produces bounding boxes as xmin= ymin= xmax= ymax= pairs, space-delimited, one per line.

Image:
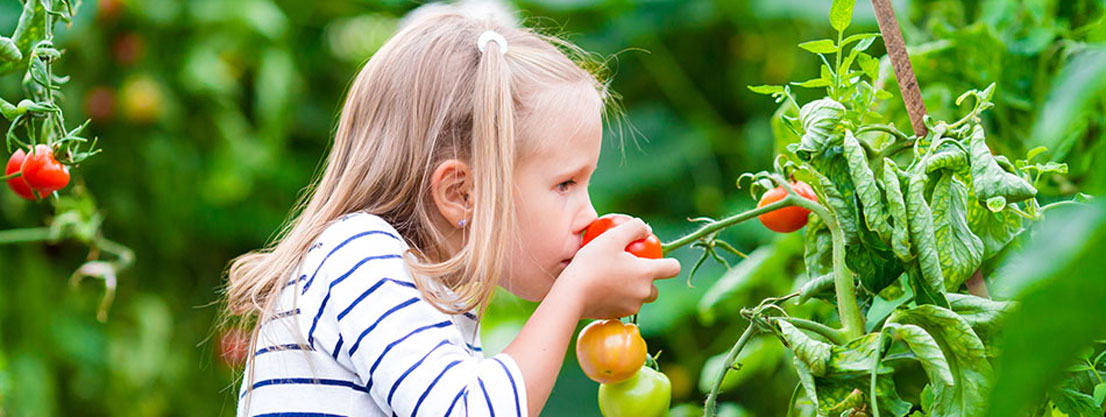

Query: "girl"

xmin=224 ymin=5 xmax=681 ymax=417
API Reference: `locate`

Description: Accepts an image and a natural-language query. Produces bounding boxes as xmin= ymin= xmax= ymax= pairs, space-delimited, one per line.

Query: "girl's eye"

xmin=556 ymin=180 xmax=576 ymax=192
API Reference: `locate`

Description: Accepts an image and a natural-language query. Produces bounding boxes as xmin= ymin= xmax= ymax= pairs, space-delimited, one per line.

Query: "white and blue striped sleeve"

xmin=306 ymin=216 xmax=528 ymax=417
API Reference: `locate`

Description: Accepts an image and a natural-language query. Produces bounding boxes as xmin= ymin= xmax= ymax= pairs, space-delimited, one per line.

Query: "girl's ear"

xmin=430 ymin=159 xmax=473 ymax=229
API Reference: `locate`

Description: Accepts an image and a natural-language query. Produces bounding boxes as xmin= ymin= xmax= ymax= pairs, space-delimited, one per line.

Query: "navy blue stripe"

xmin=284 ymin=274 xmax=308 ymax=289
xmin=387 ymin=340 xmax=452 ymax=405
xmin=478 ymin=377 xmax=496 ymax=417
xmin=367 ymin=320 xmax=453 ymax=389
xmin=243 ymin=378 xmax=368 ymax=398
xmin=337 ymin=279 xmax=416 ymax=321
xmin=306 ymin=255 xmax=403 ymax=345
xmin=302 ymin=230 xmax=401 ymax=294
xmin=269 ymin=308 xmax=300 ymax=321
xmin=332 ymin=336 xmax=343 ymax=360
xmin=254 ymin=343 xmax=312 ymax=356
xmin=463 ymin=312 xmax=478 ymax=321
xmin=493 ymin=357 xmax=521 ymax=416
xmin=466 ymin=343 xmax=483 ymax=353
xmin=253 ymin=413 xmax=345 ymax=417
xmin=348 ymin=297 xmax=420 ymax=356
xmin=445 ymin=387 xmax=467 ymax=416
xmin=412 ymin=360 xmax=463 ymax=417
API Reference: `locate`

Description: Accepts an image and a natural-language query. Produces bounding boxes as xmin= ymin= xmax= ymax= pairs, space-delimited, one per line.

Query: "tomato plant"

xmin=757 ymin=181 xmax=817 ymax=233
xmin=576 ymin=319 xmax=648 ymax=384
xmin=598 ymin=365 xmax=672 ymax=417
xmin=582 ymin=213 xmax=664 ymax=259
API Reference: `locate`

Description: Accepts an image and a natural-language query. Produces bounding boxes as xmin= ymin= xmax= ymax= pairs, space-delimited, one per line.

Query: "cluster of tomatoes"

xmin=575 ymin=214 xmax=671 ymax=417
xmin=5 ymin=144 xmax=71 ymax=201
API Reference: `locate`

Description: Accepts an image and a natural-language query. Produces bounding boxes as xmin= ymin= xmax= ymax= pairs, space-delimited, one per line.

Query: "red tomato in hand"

xmin=5 ymin=149 xmax=35 ymax=200
xmin=576 ymin=319 xmax=648 ymax=384
xmin=20 ymin=144 xmax=69 ymax=195
xmin=581 ymin=214 xmax=663 ymax=259
xmin=757 ymin=181 xmax=818 ymax=233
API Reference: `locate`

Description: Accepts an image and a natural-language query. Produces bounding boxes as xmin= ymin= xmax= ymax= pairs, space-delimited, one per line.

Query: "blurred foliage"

xmin=0 ymin=0 xmax=1104 ymax=416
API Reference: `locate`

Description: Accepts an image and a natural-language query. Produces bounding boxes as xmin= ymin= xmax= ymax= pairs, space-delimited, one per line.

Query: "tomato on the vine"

xmin=576 ymin=319 xmax=647 ymax=384
xmin=757 ymin=181 xmax=818 ymax=233
xmin=20 ymin=144 xmax=70 ymax=195
xmin=5 ymin=149 xmax=35 ymax=200
xmin=598 ymin=366 xmax=671 ymax=417
xmin=581 ymin=214 xmax=663 ymax=259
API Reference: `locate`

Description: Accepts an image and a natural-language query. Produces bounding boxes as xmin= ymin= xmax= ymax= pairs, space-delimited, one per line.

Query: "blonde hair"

xmin=223 ymin=9 xmax=613 ymax=334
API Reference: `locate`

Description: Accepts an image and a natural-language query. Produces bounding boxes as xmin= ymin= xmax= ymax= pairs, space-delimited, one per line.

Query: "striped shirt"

xmin=238 ymin=212 xmax=528 ymax=417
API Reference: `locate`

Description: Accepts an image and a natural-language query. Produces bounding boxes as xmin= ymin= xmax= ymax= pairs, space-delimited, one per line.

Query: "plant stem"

xmin=856 ymin=124 xmax=913 ymax=145
xmin=0 ymin=227 xmax=52 ymax=244
xmin=0 ymin=171 xmax=21 ymax=181
xmin=661 ymin=198 xmax=792 ymax=254
xmin=789 ymin=196 xmax=865 ymax=341
xmin=782 ymin=317 xmax=848 ymax=345
xmin=703 ymin=323 xmax=758 ymax=417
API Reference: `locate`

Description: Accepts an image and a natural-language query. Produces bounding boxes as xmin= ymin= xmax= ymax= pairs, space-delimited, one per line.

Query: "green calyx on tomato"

xmin=581 ymin=213 xmax=664 ymax=259
xmin=576 ymin=319 xmax=648 ymax=384
xmin=598 ymin=365 xmax=672 ymax=417
xmin=756 ymin=181 xmax=817 ymax=233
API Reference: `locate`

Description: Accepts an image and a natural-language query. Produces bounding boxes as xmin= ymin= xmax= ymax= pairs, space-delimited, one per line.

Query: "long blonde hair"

xmin=223 ymin=9 xmax=613 ymax=332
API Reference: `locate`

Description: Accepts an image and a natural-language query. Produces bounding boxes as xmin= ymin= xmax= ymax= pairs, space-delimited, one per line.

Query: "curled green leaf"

xmin=968 ymin=125 xmax=1037 ymax=204
xmin=844 ymin=130 xmax=892 ymax=243
xmin=796 ymin=98 xmax=846 ymax=160
xmin=905 ymin=170 xmax=949 ymax=307
xmin=931 ymin=173 xmax=984 ymax=290
xmin=882 ymin=159 xmax=913 ymax=263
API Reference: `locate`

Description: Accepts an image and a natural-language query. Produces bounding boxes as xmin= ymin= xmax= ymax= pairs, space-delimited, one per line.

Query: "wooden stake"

xmin=869 ymin=0 xmax=927 ymax=137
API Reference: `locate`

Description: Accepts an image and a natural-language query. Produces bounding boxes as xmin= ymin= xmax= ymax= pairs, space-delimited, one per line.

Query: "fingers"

xmin=642 ymin=257 xmax=682 ymax=280
xmin=645 ymin=284 xmax=659 ymax=303
xmin=604 ymin=217 xmax=652 ymax=246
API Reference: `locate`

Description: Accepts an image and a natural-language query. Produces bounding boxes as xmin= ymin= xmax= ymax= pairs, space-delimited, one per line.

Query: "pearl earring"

xmin=458 ymin=219 xmax=468 ymax=228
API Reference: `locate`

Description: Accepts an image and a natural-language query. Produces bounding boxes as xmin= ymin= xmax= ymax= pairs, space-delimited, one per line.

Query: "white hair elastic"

xmin=477 ymin=30 xmax=508 ymax=54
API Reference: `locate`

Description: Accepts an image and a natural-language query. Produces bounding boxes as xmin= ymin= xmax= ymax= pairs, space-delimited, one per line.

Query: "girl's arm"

xmin=502 ymin=218 xmax=681 ymax=416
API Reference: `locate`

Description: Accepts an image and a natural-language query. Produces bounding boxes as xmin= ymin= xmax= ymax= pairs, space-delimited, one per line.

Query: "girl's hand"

xmin=557 ymin=217 xmax=681 ymax=320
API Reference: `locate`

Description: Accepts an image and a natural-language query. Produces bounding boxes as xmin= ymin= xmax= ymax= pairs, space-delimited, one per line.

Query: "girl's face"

xmin=500 ymin=88 xmax=602 ymax=301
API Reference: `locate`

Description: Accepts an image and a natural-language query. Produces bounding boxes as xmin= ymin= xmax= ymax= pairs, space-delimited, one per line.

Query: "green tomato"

xmin=598 ymin=366 xmax=671 ymax=417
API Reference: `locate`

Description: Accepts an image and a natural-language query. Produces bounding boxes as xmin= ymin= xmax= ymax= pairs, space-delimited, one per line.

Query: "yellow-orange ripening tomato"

xmin=576 ymin=319 xmax=647 ymax=384
xmin=757 ymin=181 xmax=818 ymax=233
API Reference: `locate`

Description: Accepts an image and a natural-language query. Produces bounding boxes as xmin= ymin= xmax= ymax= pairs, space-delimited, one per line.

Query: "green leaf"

xmin=796 ymin=98 xmax=846 ymax=160
xmin=924 ymin=142 xmax=969 ymax=174
xmin=843 ymin=131 xmax=892 ymax=244
xmin=841 ymin=33 xmax=880 ymax=49
xmin=883 ymin=160 xmax=913 ymax=263
xmin=931 ymin=173 xmax=985 ymax=290
xmin=857 ymin=52 xmax=879 ymax=81
xmin=829 ymin=0 xmax=856 ymax=33
xmin=778 ymin=320 xmax=832 ymax=377
xmin=945 ymin=293 xmax=1013 ymax=358
xmin=828 ymin=333 xmax=893 ymax=374
xmin=966 ymin=195 xmax=1024 ymax=260
xmin=0 ymin=0 xmax=45 ymax=75
xmin=749 ymin=84 xmax=785 ymax=95
xmin=883 ymin=322 xmax=955 ymax=386
xmin=1048 ymin=388 xmax=1099 ymax=416
xmin=986 ymin=201 xmax=1106 ymax=417
xmin=904 ymin=170 xmax=949 ymax=307
xmin=1093 ymin=382 xmax=1106 ymax=407
xmin=968 ymin=125 xmax=1038 ymax=204
xmin=804 ymin=214 xmax=834 ymax=281
xmin=799 ymin=39 xmax=838 ymax=54
xmin=890 ymin=305 xmax=992 ymax=417
xmin=793 ymin=78 xmax=832 ymax=88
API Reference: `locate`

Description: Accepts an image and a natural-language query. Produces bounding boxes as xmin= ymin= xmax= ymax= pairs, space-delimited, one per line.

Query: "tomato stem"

xmin=779 ymin=317 xmax=848 ymax=345
xmin=703 ymin=323 xmax=758 ymax=417
xmin=0 ymin=171 xmax=21 ymax=181
xmin=660 ymin=198 xmax=793 ymax=254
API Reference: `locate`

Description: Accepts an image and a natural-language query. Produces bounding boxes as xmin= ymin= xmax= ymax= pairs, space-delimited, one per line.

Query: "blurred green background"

xmin=1 ymin=0 xmax=1105 ymax=415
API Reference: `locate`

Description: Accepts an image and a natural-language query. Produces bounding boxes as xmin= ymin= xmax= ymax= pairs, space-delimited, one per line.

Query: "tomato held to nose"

xmin=598 ymin=366 xmax=672 ymax=417
xmin=756 ymin=181 xmax=818 ymax=233
xmin=20 ymin=144 xmax=70 ymax=195
xmin=576 ymin=319 xmax=648 ymax=384
xmin=5 ymin=149 xmax=35 ymax=200
xmin=581 ymin=214 xmax=663 ymax=259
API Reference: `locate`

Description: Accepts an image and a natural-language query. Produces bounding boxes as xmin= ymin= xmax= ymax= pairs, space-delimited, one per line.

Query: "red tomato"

xmin=20 ymin=144 xmax=70 ymax=195
xmin=581 ymin=214 xmax=663 ymax=259
xmin=757 ymin=181 xmax=818 ymax=233
xmin=576 ymin=319 xmax=648 ymax=384
xmin=5 ymin=149 xmax=36 ymax=200
xmin=219 ymin=328 xmax=251 ymax=368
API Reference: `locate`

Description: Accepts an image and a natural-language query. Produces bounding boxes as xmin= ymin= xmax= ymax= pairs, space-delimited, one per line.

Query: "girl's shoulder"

xmin=295 ymin=211 xmax=413 ymax=293
xmin=311 ymin=211 xmax=409 ymax=255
